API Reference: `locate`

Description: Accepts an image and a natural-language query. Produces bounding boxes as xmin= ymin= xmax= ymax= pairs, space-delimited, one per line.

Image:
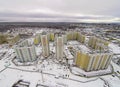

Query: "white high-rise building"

xmin=41 ymin=34 xmax=50 ymax=57
xmin=14 ymin=45 xmax=37 ymax=62
xmin=56 ymin=36 xmax=64 ymax=60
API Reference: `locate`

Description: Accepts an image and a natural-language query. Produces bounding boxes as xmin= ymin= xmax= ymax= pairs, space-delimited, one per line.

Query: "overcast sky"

xmin=0 ymin=0 xmax=120 ymax=23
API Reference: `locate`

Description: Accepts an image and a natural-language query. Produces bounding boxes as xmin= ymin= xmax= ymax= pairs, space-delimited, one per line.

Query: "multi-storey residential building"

xmin=14 ymin=45 xmax=37 ymax=62
xmin=66 ymin=34 xmax=113 ymax=72
xmin=75 ymin=51 xmax=113 ymax=72
xmin=41 ymin=34 xmax=50 ymax=57
xmin=34 ymin=33 xmax=41 ymax=45
xmin=56 ymin=36 xmax=64 ymax=60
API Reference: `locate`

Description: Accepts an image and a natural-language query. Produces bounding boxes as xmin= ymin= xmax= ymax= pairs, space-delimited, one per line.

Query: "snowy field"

xmin=0 ymin=40 xmax=120 ymax=87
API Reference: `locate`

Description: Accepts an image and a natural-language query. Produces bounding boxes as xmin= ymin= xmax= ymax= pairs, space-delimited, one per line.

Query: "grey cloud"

xmin=0 ymin=0 xmax=120 ymax=22
xmin=0 ymin=10 xmax=114 ymax=19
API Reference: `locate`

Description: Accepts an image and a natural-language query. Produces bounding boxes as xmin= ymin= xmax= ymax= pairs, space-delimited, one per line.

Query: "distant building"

xmin=0 ymin=33 xmax=7 ymax=44
xmin=62 ymin=34 xmax=67 ymax=44
xmin=72 ymin=31 xmax=78 ymax=40
xmin=0 ymin=33 xmax=20 ymax=45
xmin=88 ymin=36 xmax=109 ymax=50
xmin=56 ymin=36 xmax=64 ymax=60
xmin=66 ymin=31 xmax=85 ymax=43
xmin=34 ymin=33 xmax=41 ymax=45
xmin=34 ymin=32 xmax=55 ymax=45
xmin=77 ymin=32 xmax=85 ymax=43
xmin=47 ymin=32 xmax=55 ymax=42
xmin=6 ymin=34 xmax=20 ymax=46
xmin=66 ymin=31 xmax=73 ymax=40
xmin=41 ymin=34 xmax=50 ymax=57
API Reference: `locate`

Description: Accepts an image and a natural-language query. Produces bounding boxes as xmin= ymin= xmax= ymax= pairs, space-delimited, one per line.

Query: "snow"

xmin=64 ymin=45 xmax=74 ymax=60
xmin=0 ymin=37 xmax=120 ymax=87
xmin=109 ymin=43 xmax=120 ymax=54
xmin=0 ymin=55 xmax=120 ymax=87
xmin=0 ymin=68 xmax=104 ymax=87
xmin=67 ymin=41 xmax=90 ymax=53
xmin=71 ymin=65 xmax=112 ymax=77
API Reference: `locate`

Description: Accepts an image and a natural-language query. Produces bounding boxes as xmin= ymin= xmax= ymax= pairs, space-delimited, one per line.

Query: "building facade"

xmin=49 ymin=33 xmax=55 ymax=41
xmin=19 ymin=40 xmax=29 ymax=46
xmin=75 ymin=51 xmax=113 ymax=72
xmin=0 ymin=33 xmax=20 ymax=45
xmin=62 ymin=34 xmax=67 ymax=44
xmin=34 ymin=33 xmax=41 ymax=45
xmin=88 ymin=36 xmax=109 ymax=50
xmin=56 ymin=36 xmax=64 ymax=60
xmin=74 ymin=35 xmax=112 ymax=72
xmin=14 ymin=45 xmax=37 ymax=62
xmin=41 ymin=34 xmax=50 ymax=57
xmin=66 ymin=31 xmax=85 ymax=43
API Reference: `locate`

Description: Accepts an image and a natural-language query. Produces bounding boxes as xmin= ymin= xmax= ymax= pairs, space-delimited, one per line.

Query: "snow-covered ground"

xmin=0 ymin=40 xmax=120 ymax=87
xmin=109 ymin=43 xmax=120 ymax=54
xmin=71 ymin=65 xmax=113 ymax=77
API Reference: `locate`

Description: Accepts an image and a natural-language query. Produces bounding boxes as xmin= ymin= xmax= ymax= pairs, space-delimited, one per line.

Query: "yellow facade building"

xmin=88 ymin=36 xmax=109 ymax=50
xmin=0 ymin=33 xmax=20 ymax=45
xmin=66 ymin=32 xmax=73 ymax=40
xmin=34 ymin=33 xmax=41 ymax=45
xmin=77 ymin=32 xmax=85 ymax=43
xmin=72 ymin=31 xmax=78 ymax=40
xmin=70 ymin=35 xmax=113 ymax=72
xmin=66 ymin=31 xmax=85 ymax=43
xmin=50 ymin=33 xmax=55 ymax=41
xmin=75 ymin=48 xmax=113 ymax=72
xmin=0 ymin=33 xmax=7 ymax=44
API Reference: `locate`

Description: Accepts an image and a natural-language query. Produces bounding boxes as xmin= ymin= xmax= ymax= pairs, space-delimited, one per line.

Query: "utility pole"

xmin=41 ymin=70 xmax=44 ymax=83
